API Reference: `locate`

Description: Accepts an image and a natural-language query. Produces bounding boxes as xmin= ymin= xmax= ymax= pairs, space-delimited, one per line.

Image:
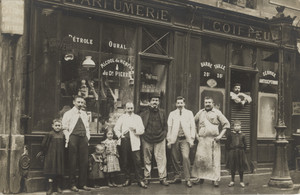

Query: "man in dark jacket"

xmin=140 ymin=94 xmax=169 ymax=186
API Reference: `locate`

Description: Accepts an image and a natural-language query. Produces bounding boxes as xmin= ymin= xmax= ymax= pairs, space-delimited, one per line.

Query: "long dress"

xmin=192 ymin=109 xmax=230 ymax=182
xmin=41 ymin=130 xmax=65 ymax=175
xmin=102 ymin=139 xmax=120 ymax=173
xmin=225 ymin=131 xmax=248 ymax=172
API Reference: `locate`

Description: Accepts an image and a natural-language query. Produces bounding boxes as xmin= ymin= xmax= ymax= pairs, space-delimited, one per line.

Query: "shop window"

xmin=141 ymin=27 xmax=169 ymax=55
xmin=223 ymin=0 xmax=256 ymax=9
xmin=29 ymin=7 xmax=60 ymax=132
xmin=29 ymin=9 xmax=138 ymax=134
xmin=231 ymin=43 xmax=256 ymax=67
xmin=140 ymin=59 xmax=167 ymax=112
xmin=201 ymin=39 xmax=226 ymax=88
xmin=258 ymin=50 xmax=278 ymax=94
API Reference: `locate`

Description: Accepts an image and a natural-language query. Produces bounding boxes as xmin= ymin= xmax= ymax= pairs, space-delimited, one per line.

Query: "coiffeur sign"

xmin=1 ymin=0 xmax=24 ymax=35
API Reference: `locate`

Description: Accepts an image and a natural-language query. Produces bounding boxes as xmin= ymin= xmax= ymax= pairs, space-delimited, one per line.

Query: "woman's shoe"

xmin=228 ymin=181 xmax=234 ymax=187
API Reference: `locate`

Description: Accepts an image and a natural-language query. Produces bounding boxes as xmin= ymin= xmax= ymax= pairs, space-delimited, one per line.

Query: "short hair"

xmin=233 ymin=83 xmax=241 ymax=87
xmin=204 ymin=96 xmax=214 ymax=101
xmin=125 ymin=102 xmax=134 ymax=108
xmin=176 ymin=96 xmax=185 ymax=103
xmin=73 ymin=95 xmax=84 ymax=100
xmin=232 ymin=120 xmax=242 ymax=125
xmin=95 ymin=144 xmax=105 ymax=151
xmin=52 ymin=118 xmax=62 ymax=124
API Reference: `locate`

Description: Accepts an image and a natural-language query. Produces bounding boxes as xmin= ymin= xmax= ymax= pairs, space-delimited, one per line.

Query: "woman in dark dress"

xmin=226 ymin=120 xmax=248 ymax=188
xmin=38 ymin=119 xmax=65 ymax=195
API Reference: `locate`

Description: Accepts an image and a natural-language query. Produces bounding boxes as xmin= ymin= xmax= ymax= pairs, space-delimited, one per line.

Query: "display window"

xmin=140 ymin=59 xmax=167 ymax=112
xmin=28 ymin=6 xmax=171 ymax=134
xmin=29 ymin=7 xmax=139 ymax=134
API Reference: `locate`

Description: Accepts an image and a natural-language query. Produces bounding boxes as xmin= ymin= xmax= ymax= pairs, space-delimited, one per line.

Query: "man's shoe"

xmin=144 ymin=178 xmax=150 ymax=185
xmin=170 ymin=178 xmax=181 ymax=184
xmin=199 ymin=179 xmax=204 ymax=184
xmin=122 ymin=179 xmax=131 ymax=187
xmin=213 ymin=181 xmax=219 ymax=187
xmin=228 ymin=181 xmax=234 ymax=187
xmin=240 ymin=182 xmax=245 ymax=188
xmin=70 ymin=186 xmax=79 ymax=192
xmin=160 ymin=179 xmax=169 ymax=186
xmin=186 ymin=180 xmax=192 ymax=188
xmin=138 ymin=181 xmax=148 ymax=189
xmin=81 ymin=186 xmax=91 ymax=191
xmin=57 ymin=186 xmax=63 ymax=193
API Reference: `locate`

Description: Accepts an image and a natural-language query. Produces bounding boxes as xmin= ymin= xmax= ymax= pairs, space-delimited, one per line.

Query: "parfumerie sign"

xmin=1 ymin=0 xmax=24 ymax=35
xmin=42 ymin=0 xmax=170 ymax=22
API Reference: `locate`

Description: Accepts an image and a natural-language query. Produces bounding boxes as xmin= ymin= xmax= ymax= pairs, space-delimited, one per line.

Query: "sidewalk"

xmin=15 ymin=170 xmax=300 ymax=195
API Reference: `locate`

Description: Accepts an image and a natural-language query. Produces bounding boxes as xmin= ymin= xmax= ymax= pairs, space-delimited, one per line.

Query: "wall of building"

xmin=190 ymin=0 xmax=300 ymax=26
xmin=0 ymin=0 xmax=29 ymax=193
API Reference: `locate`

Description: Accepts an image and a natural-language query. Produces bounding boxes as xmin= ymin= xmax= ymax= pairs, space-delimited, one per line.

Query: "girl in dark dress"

xmin=38 ymin=119 xmax=65 ymax=195
xmin=226 ymin=120 xmax=248 ymax=188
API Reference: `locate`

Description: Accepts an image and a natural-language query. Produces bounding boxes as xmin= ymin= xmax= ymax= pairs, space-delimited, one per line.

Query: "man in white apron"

xmin=192 ymin=96 xmax=230 ymax=187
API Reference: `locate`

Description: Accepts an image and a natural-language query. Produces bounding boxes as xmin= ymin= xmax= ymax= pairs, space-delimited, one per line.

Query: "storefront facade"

xmin=17 ymin=0 xmax=299 ymax=192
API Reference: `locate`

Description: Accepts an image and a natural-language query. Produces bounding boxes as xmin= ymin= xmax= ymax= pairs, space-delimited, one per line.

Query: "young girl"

xmin=38 ymin=119 xmax=65 ymax=195
xmin=102 ymin=129 xmax=120 ymax=187
xmin=226 ymin=120 xmax=248 ymax=188
xmin=88 ymin=144 xmax=107 ymax=188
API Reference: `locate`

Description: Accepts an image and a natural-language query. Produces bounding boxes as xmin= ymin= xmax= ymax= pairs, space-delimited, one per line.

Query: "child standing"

xmin=38 ymin=119 xmax=65 ymax=195
xmin=102 ymin=129 xmax=120 ymax=187
xmin=88 ymin=144 xmax=107 ymax=188
xmin=226 ymin=120 xmax=248 ymax=188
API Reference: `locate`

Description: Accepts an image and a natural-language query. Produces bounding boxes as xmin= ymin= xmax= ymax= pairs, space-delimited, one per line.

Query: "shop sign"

xmin=108 ymin=41 xmax=127 ymax=50
xmin=293 ymin=102 xmax=300 ymax=115
xmin=42 ymin=0 xmax=170 ymax=22
xmin=203 ymin=17 xmax=271 ymax=42
xmin=68 ymin=34 xmax=93 ymax=45
xmin=259 ymin=70 xmax=278 ymax=85
xmin=100 ymin=58 xmax=134 ymax=78
xmin=200 ymin=62 xmax=226 ymax=88
xmin=1 ymin=0 xmax=24 ymax=35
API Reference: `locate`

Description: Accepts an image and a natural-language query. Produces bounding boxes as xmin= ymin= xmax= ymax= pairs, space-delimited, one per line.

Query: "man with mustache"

xmin=230 ymin=83 xmax=252 ymax=107
xmin=140 ymin=94 xmax=169 ymax=186
xmin=167 ymin=96 xmax=196 ymax=187
xmin=62 ymin=95 xmax=91 ymax=192
xmin=192 ymin=96 xmax=230 ymax=187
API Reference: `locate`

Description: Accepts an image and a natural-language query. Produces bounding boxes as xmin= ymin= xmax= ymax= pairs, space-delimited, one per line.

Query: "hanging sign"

xmin=1 ymin=0 xmax=24 ymax=35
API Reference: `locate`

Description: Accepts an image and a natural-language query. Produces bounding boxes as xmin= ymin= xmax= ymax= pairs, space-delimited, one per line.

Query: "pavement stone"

xmin=14 ymin=170 xmax=300 ymax=195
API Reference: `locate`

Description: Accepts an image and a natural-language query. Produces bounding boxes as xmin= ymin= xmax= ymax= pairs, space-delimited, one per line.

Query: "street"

xmin=17 ymin=170 xmax=300 ymax=195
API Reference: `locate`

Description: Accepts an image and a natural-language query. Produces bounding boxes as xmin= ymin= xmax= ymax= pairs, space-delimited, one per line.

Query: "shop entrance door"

xmin=230 ymin=70 xmax=256 ymax=171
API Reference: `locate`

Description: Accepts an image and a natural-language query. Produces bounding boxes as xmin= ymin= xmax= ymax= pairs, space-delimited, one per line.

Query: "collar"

xmin=205 ymin=108 xmax=213 ymax=112
xmin=150 ymin=107 xmax=159 ymax=112
xmin=231 ymin=130 xmax=241 ymax=134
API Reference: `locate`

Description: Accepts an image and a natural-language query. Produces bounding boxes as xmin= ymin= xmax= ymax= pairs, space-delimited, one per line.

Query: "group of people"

xmin=40 ymin=93 xmax=249 ymax=194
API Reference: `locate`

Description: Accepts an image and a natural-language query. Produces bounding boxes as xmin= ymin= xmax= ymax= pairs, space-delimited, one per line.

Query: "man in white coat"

xmin=167 ymin=96 xmax=196 ymax=187
xmin=114 ymin=102 xmax=147 ymax=188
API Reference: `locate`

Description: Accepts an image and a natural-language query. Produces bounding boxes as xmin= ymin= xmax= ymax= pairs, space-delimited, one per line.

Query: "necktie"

xmin=78 ymin=110 xmax=81 ymax=118
xmin=180 ymin=109 xmax=182 ymax=116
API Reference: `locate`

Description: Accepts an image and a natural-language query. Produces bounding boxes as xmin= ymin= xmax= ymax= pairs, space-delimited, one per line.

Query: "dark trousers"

xmin=69 ymin=134 xmax=88 ymax=187
xmin=120 ymin=137 xmax=143 ymax=182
